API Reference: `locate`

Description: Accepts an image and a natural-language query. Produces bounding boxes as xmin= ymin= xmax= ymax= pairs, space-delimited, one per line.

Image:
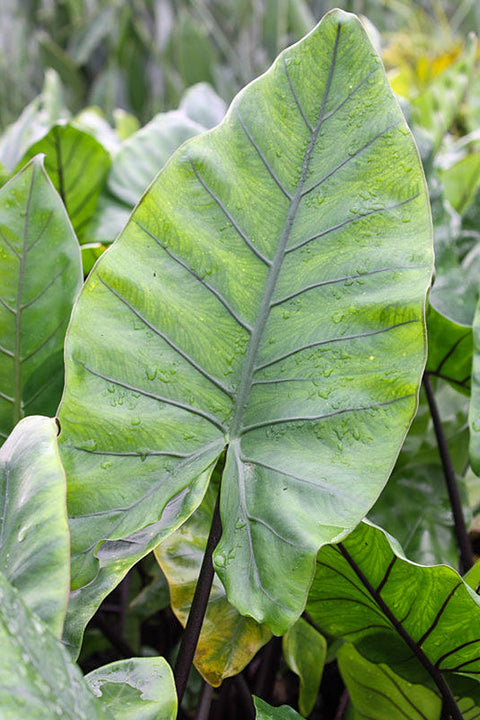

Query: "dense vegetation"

xmin=2 ymin=2 xmax=480 ymax=719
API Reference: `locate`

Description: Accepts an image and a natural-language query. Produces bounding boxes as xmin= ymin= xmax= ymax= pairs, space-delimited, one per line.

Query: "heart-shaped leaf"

xmin=84 ymin=657 xmax=177 ymax=720
xmin=0 ymin=571 xmax=113 ymax=720
xmin=0 ymin=415 xmax=69 ymax=638
xmin=58 ymin=8 xmax=432 ymax=638
xmin=18 ymin=123 xmax=110 ymax=240
xmin=306 ymin=521 xmax=480 ymax=715
xmin=0 ymin=155 xmax=82 ymax=443
xmin=155 ymin=482 xmax=271 ymax=686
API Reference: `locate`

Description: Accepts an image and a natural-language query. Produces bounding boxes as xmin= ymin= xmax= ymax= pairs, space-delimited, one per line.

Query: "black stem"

xmin=195 ymin=682 xmax=214 ymax=720
xmin=174 ymin=481 xmax=223 ymax=704
xmin=233 ymin=674 xmax=255 ymax=718
xmin=255 ymin=635 xmax=283 ymax=703
xmin=338 ymin=544 xmax=463 ymax=720
xmin=423 ymin=373 xmax=474 ymax=574
xmin=334 ymin=687 xmax=350 ymax=720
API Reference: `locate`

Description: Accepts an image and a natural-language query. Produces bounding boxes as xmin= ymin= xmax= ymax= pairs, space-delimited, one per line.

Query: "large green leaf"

xmin=84 ymin=657 xmax=177 ymax=720
xmin=306 ymin=521 xmax=480 ymax=713
xmin=0 ymin=571 xmax=113 ymax=720
xmin=18 ymin=123 xmax=110 ymax=240
xmin=0 ymin=156 xmax=82 ymax=442
xmin=155 ymin=481 xmax=271 ymax=686
xmin=0 ymin=415 xmax=69 ymax=638
xmin=58 ymin=9 xmax=432 ymax=637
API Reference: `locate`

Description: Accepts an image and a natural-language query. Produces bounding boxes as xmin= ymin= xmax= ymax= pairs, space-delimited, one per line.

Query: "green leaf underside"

xmin=0 ymin=156 xmax=82 ymax=442
xmin=0 ymin=416 xmax=69 ymax=638
xmin=155 ymin=482 xmax=271 ymax=687
xmin=58 ymin=9 xmax=432 ymax=635
xmin=0 ymin=572 xmax=113 ymax=720
xmin=19 ymin=124 xmax=110 ymax=240
xmin=306 ymin=522 xmax=480 ymax=710
xmin=84 ymin=657 xmax=177 ymax=720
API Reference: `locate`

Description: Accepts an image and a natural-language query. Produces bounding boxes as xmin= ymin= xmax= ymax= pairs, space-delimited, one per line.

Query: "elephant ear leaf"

xmin=58 ymin=8 xmax=432 ymax=640
xmin=0 ymin=155 xmax=82 ymax=442
xmin=306 ymin=521 xmax=480 ymax=716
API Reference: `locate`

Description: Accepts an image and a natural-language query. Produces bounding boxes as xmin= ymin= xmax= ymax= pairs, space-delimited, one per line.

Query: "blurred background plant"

xmin=2 ymin=0 xmax=480 ymax=132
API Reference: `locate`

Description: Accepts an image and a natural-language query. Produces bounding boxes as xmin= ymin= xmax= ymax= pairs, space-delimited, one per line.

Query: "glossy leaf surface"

xmin=0 ymin=156 xmax=82 ymax=442
xmin=58 ymin=9 xmax=432 ymax=635
xmin=155 ymin=483 xmax=271 ymax=686
xmin=0 ymin=415 xmax=69 ymax=638
xmin=0 ymin=571 xmax=113 ymax=720
xmin=19 ymin=123 xmax=110 ymax=240
xmin=85 ymin=657 xmax=177 ymax=720
xmin=307 ymin=521 xmax=480 ymax=709
xmin=282 ymin=618 xmax=326 ymax=716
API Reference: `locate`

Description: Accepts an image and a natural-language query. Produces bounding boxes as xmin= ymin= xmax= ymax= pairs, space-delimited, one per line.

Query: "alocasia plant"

xmin=56 ymin=8 xmax=432 ymax=658
xmin=6 ymin=5 xmax=480 ymax=720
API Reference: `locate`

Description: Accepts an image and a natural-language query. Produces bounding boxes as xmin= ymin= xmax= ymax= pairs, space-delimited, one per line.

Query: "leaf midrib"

xmin=228 ymin=23 xmax=341 ymax=439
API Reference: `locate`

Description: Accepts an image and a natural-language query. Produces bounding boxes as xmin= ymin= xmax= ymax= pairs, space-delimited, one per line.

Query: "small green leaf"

xmin=85 ymin=657 xmax=177 ymax=720
xmin=0 ymin=156 xmax=82 ymax=441
xmin=439 ymin=152 xmax=480 ymax=215
xmin=0 ymin=416 xmax=69 ymax=638
xmin=18 ymin=124 xmax=110 ymax=241
xmin=254 ymin=697 xmax=303 ymax=720
xmin=282 ymin=618 xmax=326 ymax=716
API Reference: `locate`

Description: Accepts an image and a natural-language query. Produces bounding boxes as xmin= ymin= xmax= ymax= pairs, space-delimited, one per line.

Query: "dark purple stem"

xmin=174 ymin=484 xmax=223 ymax=704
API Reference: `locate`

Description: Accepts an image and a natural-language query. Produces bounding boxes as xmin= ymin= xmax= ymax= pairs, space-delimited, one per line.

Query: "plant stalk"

xmin=423 ymin=373 xmax=474 ymax=573
xmin=174 ymin=482 xmax=223 ymax=704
